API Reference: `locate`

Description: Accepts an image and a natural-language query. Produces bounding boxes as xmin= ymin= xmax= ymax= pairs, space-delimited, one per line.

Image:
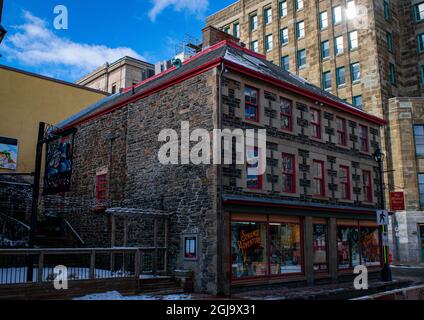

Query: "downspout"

xmin=216 ymin=61 xmax=226 ymax=295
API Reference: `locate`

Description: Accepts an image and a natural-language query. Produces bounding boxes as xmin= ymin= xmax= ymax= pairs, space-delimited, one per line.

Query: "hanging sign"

xmin=390 ymin=192 xmax=405 ymax=211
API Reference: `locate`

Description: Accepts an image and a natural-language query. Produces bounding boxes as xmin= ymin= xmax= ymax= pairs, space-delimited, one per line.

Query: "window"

xmin=340 ymin=165 xmax=351 ymax=200
xmin=418 ymin=34 xmax=424 ymax=53
xmin=250 ymin=14 xmax=258 ymax=31
xmin=265 ymin=34 xmax=273 ymax=52
xmin=353 ymin=95 xmax=363 ymax=109
xmin=296 ymin=21 xmax=305 ymax=39
xmin=280 ymin=0 xmax=287 ymax=17
xmin=246 ymin=147 xmax=262 ymax=189
xmin=322 ymin=71 xmax=331 ymax=90
xmin=111 ymin=83 xmax=117 ymax=94
xmin=332 ymin=6 xmax=342 ymax=25
xmin=233 ymin=22 xmax=240 ymax=38
xmin=421 ymin=66 xmax=424 ymax=85
xmin=313 ymin=224 xmax=328 ymax=272
xmin=295 ymin=0 xmax=304 ymax=11
xmin=244 ymin=85 xmax=259 ymax=122
xmin=415 ymin=2 xmax=424 ymax=22
xmin=418 ymin=174 xmax=424 ymax=207
xmin=280 ymin=27 xmax=289 ymax=45
xmin=321 ymin=40 xmax=330 ymax=60
xmin=384 ymin=0 xmax=391 ymax=21
xmin=389 ymin=63 xmax=396 ymax=85
xmin=231 ymin=222 xmax=268 ymax=278
xmin=312 ymin=160 xmax=325 ymax=196
xmin=335 ymin=36 xmax=344 ymax=55
xmin=336 ymin=67 xmax=346 ymax=86
xmin=337 ymin=226 xmax=360 ymax=269
xmin=297 ymin=49 xmax=306 ymax=68
xmin=359 ymin=125 xmax=369 ymax=152
xmin=282 ymin=153 xmax=296 ymax=193
xmin=250 ymin=40 xmax=259 ymax=53
xmin=360 ymin=227 xmax=381 ymax=266
xmin=414 ymin=125 xmax=424 ymax=156
xmin=96 ymin=174 xmax=107 ymax=201
xmin=224 ymin=26 xmax=230 ymax=34
xmin=349 ymin=31 xmax=358 ymax=50
xmin=280 ymin=98 xmax=293 ymax=131
xmin=363 ymin=170 xmax=373 ymax=202
xmin=264 ymin=7 xmax=272 ymax=25
xmin=319 ymin=11 xmax=328 ymax=30
xmin=310 ymin=108 xmax=321 ymax=139
xmin=346 ymin=1 xmax=357 ymax=19
xmin=269 ymin=222 xmax=302 ymax=274
xmin=281 ymin=55 xmax=290 ymax=71
xmin=350 ymin=62 xmax=361 ymax=82
xmin=184 ymin=236 xmax=197 ymax=260
xmin=337 ymin=117 xmax=347 ymax=146
xmin=387 ymin=31 xmax=393 ymax=52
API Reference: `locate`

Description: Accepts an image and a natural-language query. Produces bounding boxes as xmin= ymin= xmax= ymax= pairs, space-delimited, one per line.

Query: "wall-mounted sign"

xmin=43 ymin=130 xmax=76 ymax=195
xmin=0 ymin=137 xmax=18 ymax=170
xmin=390 ymin=192 xmax=405 ymax=211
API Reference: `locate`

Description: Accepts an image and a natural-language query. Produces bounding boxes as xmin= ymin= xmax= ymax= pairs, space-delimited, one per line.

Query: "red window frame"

xmin=96 ymin=174 xmax=108 ymax=201
xmin=337 ymin=117 xmax=347 ymax=146
xmin=244 ymin=85 xmax=260 ymax=122
xmin=280 ymin=98 xmax=293 ymax=131
xmin=313 ymin=160 xmax=326 ymax=197
xmin=340 ymin=165 xmax=351 ymax=200
xmin=359 ymin=125 xmax=369 ymax=152
xmin=246 ymin=147 xmax=263 ymax=190
xmin=282 ymin=153 xmax=296 ymax=193
xmin=363 ymin=170 xmax=373 ymax=202
xmin=310 ymin=107 xmax=322 ymax=139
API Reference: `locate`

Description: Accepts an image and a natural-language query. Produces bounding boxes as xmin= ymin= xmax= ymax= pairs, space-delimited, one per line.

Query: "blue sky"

xmin=1 ymin=0 xmax=234 ymax=81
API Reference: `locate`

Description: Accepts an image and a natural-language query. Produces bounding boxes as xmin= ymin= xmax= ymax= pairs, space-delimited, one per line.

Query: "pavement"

xmin=391 ymin=263 xmax=424 ymax=285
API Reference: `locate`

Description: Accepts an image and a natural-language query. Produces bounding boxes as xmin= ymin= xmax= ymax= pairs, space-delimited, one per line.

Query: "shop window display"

xmin=313 ymin=224 xmax=328 ymax=272
xmin=269 ymin=223 xmax=302 ymax=275
xmin=231 ymin=222 xmax=268 ymax=278
xmin=337 ymin=226 xmax=360 ymax=269
xmin=360 ymin=227 xmax=381 ymax=266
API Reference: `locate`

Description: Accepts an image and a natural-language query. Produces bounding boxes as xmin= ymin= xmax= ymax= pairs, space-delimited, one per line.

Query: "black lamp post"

xmin=373 ymin=147 xmax=392 ymax=282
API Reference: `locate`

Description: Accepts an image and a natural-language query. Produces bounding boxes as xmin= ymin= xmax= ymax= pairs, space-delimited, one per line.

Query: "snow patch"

xmin=74 ymin=291 xmax=192 ymax=301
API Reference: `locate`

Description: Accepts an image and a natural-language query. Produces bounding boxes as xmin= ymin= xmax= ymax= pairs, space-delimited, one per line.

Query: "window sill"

xmin=352 ymin=80 xmax=361 ymax=85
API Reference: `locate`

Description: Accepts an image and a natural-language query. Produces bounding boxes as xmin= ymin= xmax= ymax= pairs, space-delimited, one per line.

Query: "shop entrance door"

xmin=420 ymin=225 xmax=424 ymax=263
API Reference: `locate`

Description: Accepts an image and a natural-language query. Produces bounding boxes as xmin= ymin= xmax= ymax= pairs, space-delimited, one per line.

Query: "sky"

xmin=0 ymin=0 xmax=235 ymax=82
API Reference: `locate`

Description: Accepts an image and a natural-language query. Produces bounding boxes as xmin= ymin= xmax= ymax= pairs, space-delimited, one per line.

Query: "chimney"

xmin=202 ymin=25 xmax=244 ymax=48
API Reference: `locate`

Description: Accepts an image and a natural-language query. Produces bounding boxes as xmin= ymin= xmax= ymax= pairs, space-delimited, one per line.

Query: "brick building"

xmin=206 ymin=0 xmax=424 ymax=263
xmin=44 ymin=28 xmax=386 ymax=294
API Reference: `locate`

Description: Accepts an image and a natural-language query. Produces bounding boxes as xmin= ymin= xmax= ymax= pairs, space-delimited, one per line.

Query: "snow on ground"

xmin=74 ymin=291 xmax=192 ymax=301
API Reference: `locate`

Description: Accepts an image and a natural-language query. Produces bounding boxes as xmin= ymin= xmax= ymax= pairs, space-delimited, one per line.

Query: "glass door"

xmin=420 ymin=225 xmax=424 ymax=263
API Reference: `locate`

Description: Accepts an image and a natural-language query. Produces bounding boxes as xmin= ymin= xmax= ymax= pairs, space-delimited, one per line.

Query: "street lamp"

xmin=372 ymin=147 xmax=392 ymax=282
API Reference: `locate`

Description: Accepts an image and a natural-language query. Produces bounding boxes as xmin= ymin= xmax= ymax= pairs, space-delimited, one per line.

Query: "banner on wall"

xmin=0 ymin=137 xmax=18 ymax=170
xmin=43 ymin=129 xmax=76 ymax=195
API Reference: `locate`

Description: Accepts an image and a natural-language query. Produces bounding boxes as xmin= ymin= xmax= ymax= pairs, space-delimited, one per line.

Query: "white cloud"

xmin=2 ymin=11 xmax=145 ymax=81
xmin=148 ymin=0 xmax=209 ymax=22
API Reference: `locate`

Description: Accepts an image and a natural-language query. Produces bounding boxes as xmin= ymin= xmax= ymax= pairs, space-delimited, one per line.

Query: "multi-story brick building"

xmin=44 ymin=28 xmax=386 ymax=294
xmin=206 ymin=0 xmax=424 ymax=263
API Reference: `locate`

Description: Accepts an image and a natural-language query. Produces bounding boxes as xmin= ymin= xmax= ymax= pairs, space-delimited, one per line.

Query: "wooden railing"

xmin=0 ymin=247 xmax=167 ymax=286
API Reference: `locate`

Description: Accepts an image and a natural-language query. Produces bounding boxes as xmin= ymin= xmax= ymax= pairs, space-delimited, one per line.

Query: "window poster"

xmin=0 ymin=137 xmax=18 ymax=170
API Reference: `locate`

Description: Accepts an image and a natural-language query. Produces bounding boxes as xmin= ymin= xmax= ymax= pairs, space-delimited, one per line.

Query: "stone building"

xmin=206 ymin=0 xmax=424 ymax=263
xmin=45 ymin=28 xmax=386 ymax=294
xmin=76 ymin=56 xmax=155 ymax=94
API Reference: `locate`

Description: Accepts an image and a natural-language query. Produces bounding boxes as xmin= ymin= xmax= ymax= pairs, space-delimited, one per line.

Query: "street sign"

xmin=390 ymin=192 xmax=405 ymax=211
xmin=382 ymin=232 xmax=390 ymax=246
xmin=377 ymin=210 xmax=389 ymax=226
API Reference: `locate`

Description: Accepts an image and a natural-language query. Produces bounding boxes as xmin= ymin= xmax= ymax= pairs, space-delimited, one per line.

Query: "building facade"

xmin=207 ymin=0 xmax=424 ymax=263
xmin=76 ymin=56 xmax=155 ymax=94
xmin=43 ymin=29 xmax=386 ymax=294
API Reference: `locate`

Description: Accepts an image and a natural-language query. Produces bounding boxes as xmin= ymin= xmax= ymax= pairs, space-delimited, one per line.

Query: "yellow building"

xmin=0 ymin=65 xmax=108 ymax=173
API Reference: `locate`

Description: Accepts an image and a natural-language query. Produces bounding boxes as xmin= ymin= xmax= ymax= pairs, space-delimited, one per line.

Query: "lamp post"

xmin=373 ymin=147 xmax=392 ymax=282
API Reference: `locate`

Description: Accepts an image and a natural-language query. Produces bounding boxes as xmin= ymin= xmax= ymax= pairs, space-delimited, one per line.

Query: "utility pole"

xmin=27 ymin=122 xmax=46 ymax=282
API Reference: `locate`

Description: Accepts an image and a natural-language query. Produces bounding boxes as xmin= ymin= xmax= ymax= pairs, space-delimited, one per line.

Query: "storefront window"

xmin=337 ymin=226 xmax=360 ymax=269
xmin=360 ymin=227 xmax=381 ymax=266
xmin=231 ymin=222 xmax=268 ymax=278
xmin=313 ymin=224 xmax=328 ymax=272
xmin=269 ymin=223 xmax=302 ymax=275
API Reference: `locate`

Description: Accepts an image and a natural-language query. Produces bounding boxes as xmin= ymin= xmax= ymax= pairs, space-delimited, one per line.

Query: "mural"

xmin=0 ymin=137 xmax=18 ymax=170
xmin=43 ymin=130 xmax=75 ymax=195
